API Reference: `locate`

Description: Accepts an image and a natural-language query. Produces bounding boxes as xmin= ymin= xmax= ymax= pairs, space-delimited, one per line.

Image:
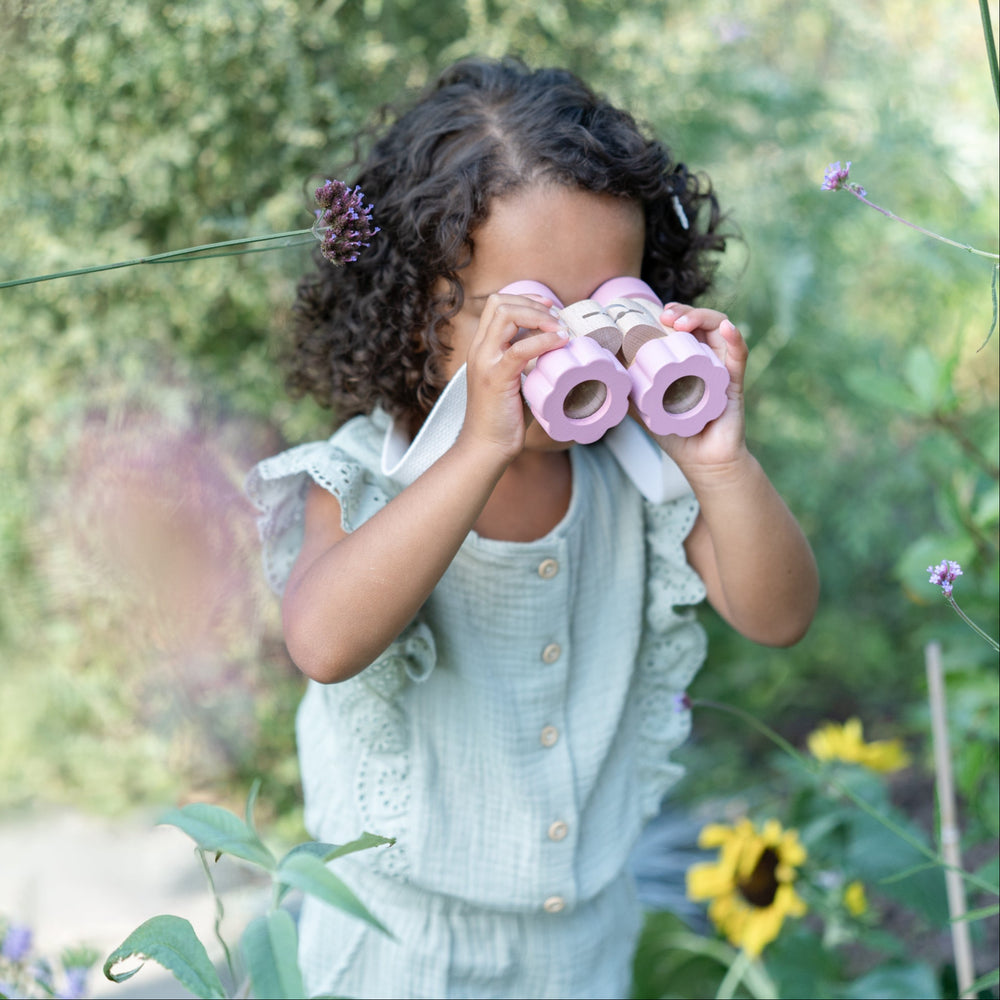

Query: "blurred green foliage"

xmin=0 ymin=0 xmax=996 ymax=871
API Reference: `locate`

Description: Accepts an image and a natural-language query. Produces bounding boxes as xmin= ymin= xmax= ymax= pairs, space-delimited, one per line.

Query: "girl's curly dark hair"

xmin=287 ymin=56 xmax=727 ymax=427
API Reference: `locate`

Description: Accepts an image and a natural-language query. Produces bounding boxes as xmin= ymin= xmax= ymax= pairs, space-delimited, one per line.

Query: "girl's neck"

xmin=474 ymin=448 xmax=572 ymax=542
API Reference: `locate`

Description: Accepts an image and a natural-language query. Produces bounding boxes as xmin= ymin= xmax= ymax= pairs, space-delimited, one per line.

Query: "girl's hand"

xmin=460 ymin=292 xmax=568 ymax=460
xmin=647 ymin=302 xmax=750 ymax=471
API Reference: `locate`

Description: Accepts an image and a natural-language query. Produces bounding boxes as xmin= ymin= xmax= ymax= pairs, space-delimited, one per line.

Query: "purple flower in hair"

xmin=312 ymin=179 xmax=379 ymax=265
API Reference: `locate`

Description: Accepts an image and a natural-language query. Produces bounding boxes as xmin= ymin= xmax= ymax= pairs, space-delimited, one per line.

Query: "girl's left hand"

xmin=646 ymin=303 xmax=750 ymax=469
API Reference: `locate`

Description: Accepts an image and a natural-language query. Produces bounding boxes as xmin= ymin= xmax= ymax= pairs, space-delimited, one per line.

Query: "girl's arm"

xmin=281 ymin=294 xmax=567 ymax=684
xmin=652 ymin=305 xmax=819 ymax=647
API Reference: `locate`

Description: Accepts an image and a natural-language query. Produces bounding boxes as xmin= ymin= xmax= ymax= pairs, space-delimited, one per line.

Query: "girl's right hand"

xmin=459 ymin=292 xmax=568 ymax=460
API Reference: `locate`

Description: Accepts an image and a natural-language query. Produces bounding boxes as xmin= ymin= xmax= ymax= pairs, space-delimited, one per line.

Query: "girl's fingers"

xmin=471 ymin=295 xmax=565 ymax=362
xmin=660 ymin=302 xmax=728 ymax=336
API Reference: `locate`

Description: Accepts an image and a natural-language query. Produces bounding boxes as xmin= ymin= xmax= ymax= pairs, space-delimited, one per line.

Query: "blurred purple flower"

xmin=30 ymin=957 xmax=53 ymax=989
xmin=58 ymin=966 xmax=89 ymax=1000
xmin=821 ymin=160 xmax=866 ymax=197
xmin=927 ymin=559 xmax=963 ymax=597
xmin=1 ymin=923 xmax=32 ymax=962
xmin=312 ymin=179 xmax=379 ymax=265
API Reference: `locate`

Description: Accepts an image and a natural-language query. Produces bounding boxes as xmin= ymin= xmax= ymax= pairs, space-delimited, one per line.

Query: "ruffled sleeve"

xmin=244 ymin=410 xmax=439 ymax=689
xmin=632 ymin=492 xmax=708 ymax=819
xmin=244 ymin=411 xmax=396 ymax=596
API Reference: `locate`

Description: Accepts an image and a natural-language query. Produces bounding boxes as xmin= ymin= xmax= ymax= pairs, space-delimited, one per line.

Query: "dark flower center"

xmin=738 ymin=846 xmax=779 ymax=908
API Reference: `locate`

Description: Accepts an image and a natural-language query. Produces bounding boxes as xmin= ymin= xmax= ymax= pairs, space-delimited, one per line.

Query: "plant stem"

xmin=0 ymin=229 xmax=317 ymax=289
xmin=981 ymin=0 xmax=1000 ymax=112
xmin=946 ymin=595 xmax=1000 ymax=650
xmin=847 ymin=189 xmax=999 ymax=260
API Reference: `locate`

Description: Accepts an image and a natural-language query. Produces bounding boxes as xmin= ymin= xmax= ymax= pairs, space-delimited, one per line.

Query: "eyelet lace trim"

xmin=633 ymin=494 xmax=707 ymax=819
xmin=246 ymin=420 xmax=436 ymax=880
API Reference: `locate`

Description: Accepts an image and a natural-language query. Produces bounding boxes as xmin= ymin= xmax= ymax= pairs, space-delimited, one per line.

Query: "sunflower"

xmin=686 ymin=818 xmax=808 ymax=957
xmin=807 ymin=717 xmax=910 ymax=773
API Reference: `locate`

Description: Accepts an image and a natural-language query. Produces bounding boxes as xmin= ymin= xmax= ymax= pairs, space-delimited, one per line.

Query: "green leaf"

xmin=103 ymin=915 xmax=226 ymax=999
xmin=245 ymin=779 xmax=262 ymax=836
xmin=275 ymin=833 xmax=395 ymax=904
xmin=952 ymin=902 xmax=1000 ymax=922
xmin=840 ymin=960 xmax=939 ymax=999
xmin=844 ymin=368 xmax=931 ymax=416
xmin=321 ymin=830 xmax=396 ymax=862
xmin=275 ymin=852 xmax=393 ymax=936
xmin=968 ymin=966 xmax=1000 ymax=995
xmin=240 ymin=909 xmax=305 ymax=1000
xmin=903 ymin=346 xmax=955 ymax=411
xmin=844 ymin=810 xmax=949 ymax=927
xmin=159 ymin=802 xmax=277 ymax=870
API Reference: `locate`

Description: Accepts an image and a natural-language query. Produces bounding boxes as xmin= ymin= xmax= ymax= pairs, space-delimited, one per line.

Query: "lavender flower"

xmin=821 ymin=160 xmax=866 ymax=196
xmin=927 ymin=559 xmax=963 ymax=597
xmin=1 ymin=923 xmax=32 ymax=962
xmin=58 ymin=965 xmax=89 ymax=1000
xmin=312 ymin=179 xmax=379 ymax=266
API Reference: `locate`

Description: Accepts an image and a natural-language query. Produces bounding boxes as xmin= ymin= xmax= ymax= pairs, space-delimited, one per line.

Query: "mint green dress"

xmin=246 ymin=407 xmax=706 ymax=999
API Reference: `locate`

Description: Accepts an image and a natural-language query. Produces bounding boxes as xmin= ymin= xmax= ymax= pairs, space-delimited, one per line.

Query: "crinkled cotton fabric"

xmin=246 ymin=409 xmax=707 ymax=999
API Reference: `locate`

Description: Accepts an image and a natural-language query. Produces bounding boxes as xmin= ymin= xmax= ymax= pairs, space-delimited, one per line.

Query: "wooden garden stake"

xmin=924 ymin=640 xmax=976 ymax=998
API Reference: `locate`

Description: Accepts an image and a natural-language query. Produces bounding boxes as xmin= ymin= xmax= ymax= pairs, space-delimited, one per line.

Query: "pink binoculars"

xmin=501 ymin=278 xmax=730 ymax=445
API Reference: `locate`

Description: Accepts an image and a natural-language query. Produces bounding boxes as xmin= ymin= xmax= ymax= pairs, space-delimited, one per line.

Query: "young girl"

xmin=248 ymin=56 xmax=818 ymax=999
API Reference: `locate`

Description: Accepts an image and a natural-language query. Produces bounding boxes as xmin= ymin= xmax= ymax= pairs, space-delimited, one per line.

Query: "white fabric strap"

xmin=380 ymin=363 xmax=692 ymax=503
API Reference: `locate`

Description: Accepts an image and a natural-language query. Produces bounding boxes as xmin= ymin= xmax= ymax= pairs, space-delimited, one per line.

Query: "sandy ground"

xmin=0 ymin=807 xmax=270 ymax=999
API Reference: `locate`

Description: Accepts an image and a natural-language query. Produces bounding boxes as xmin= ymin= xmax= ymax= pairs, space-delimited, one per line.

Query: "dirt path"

xmin=0 ymin=807 xmax=268 ymax=998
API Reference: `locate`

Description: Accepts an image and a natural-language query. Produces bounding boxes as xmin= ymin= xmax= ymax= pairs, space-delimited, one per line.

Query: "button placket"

xmin=531 ymin=542 xmax=575 ymax=915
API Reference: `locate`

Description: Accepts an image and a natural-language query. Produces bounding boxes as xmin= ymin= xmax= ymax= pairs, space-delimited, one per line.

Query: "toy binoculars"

xmin=501 ymin=277 xmax=730 ymax=445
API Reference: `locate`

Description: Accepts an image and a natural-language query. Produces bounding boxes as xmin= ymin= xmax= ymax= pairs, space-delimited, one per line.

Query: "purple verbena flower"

xmin=927 ymin=559 xmax=963 ymax=597
xmin=1 ymin=923 xmax=32 ymax=963
xmin=821 ymin=160 xmax=866 ymax=197
xmin=312 ymin=179 xmax=379 ymax=266
xmin=57 ymin=966 xmax=89 ymax=1000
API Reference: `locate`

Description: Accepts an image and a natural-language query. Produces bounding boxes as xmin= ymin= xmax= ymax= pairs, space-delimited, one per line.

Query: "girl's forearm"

xmin=282 ymin=434 xmax=508 ymax=684
xmin=685 ymin=450 xmax=819 ymax=646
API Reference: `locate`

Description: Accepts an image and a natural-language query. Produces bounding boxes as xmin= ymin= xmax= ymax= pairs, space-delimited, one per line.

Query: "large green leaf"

xmin=275 ymin=833 xmax=395 ymax=904
xmin=159 ymin=801 xmax=277 ymax=870
xmin=275 ymin=852 xmax=392 ymax=936
xmin=103 ymin=914 xmax=226 ymax=999
xmin=840 ymin=960 xmax=940 ymax=999
xmin=240 ymin=910 xmax=305 ymax=1000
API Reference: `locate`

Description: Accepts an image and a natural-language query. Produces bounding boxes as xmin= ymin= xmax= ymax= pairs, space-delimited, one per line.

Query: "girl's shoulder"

xmin=245 ymin=410 xmax=395 ymax=594
xmin=258 ymin=409 xmax=389 ymax=477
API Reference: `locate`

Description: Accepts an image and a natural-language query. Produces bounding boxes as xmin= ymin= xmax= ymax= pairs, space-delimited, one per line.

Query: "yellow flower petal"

xmin=807 ymin=717 xmax=909 ymax=773
xmin=687 ymin=862 xmax=735 ymax=901
xmin=844 ymin=880 xmax=867 ymax=916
